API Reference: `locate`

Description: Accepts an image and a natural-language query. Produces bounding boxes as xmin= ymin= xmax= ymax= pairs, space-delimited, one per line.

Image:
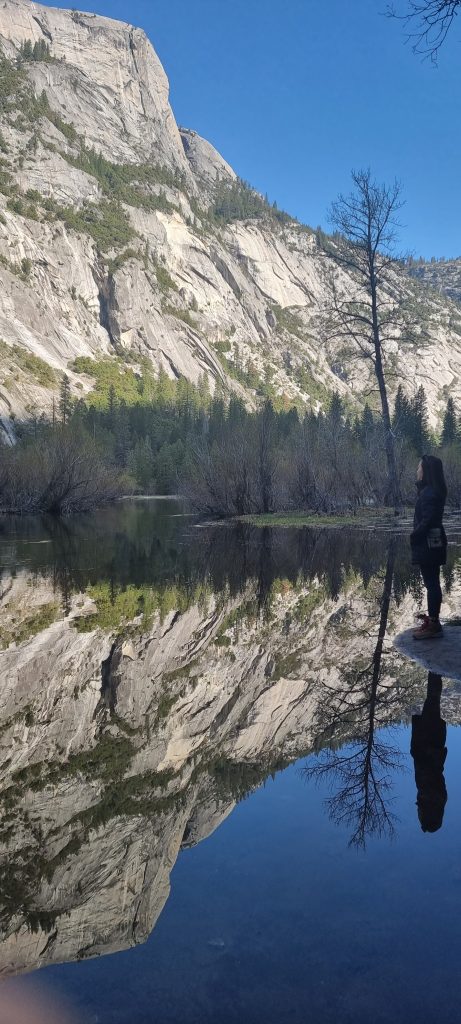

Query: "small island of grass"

xmin=237 ymin=509 xmax=411 ymax=530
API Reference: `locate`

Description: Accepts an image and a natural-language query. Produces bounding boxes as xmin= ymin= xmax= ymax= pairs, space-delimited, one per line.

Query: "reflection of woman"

xmin=410 ymin=672 xmax=447 ymax=833
xmin=411 ymin=455 xmax=447 ymax=640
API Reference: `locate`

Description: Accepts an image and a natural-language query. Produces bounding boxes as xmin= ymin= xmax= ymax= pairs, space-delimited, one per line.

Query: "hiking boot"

xmin=413 ymin=618 xmax=443 ymax=640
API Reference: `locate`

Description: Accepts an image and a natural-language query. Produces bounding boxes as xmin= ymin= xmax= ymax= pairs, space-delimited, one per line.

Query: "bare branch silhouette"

xmin=303 ymin=543 xmax=406 ymax=848
xmin=387 ymin=1 xmax=460 ymax=61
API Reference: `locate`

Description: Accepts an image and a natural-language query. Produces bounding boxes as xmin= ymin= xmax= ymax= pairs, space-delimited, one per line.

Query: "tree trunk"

xmin=370 ymin=278 xmax=402 ymax=511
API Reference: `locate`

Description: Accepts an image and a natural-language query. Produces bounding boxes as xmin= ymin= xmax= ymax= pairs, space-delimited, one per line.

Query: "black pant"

xmin=420 ymin=564 xmax=442 ymax=619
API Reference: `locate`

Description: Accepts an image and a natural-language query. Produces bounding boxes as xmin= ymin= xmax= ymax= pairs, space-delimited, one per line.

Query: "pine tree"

xmin=412 ymin=386 xmax=430 ymax=453
xmin=359 ymin=404 xmax=374 ymax=441
xmin=114 ymin=405 xmax=131 ymax=468
xmin=245 ymin=359 xmax=259 ymax=390
xmin=20 ymin=39 xmax=33 ymax=60
xmin=197 ymin=372 xmax=211 ymax=410
xmin=328 ymin=392 xmax=344 ymax=426
xmin=59 ymin=375 xmax=72 ymax=425
xmin=154 ymin=442 xmax=178 ymax=493
xmin=33 ymin=39 xmax=51 ymax=61
xmin=156 ymin=367 xmax=175 ymax=408
xmin=441 ymin=397 xmax=457 ymax=446
xmin=128 ymin=436 xmax=154 ymax=490
xmin=176 ymin=377 xmax=192 ymax=420
xmin=208 ymin=397 xmax=226 ymax=444
xmin=108 ymin=383 xmax=117 ymax=431
xmin=393 ymin=385 xmax=408 ymax=429
xmin=415 ymin=387 xmax=430 ymax=452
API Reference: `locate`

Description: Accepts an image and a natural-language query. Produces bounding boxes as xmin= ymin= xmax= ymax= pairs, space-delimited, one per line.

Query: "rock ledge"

xmin=393 ymin=623 xmax=461 ymax=682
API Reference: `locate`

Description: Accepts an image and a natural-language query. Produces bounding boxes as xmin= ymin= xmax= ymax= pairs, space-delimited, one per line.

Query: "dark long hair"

xmin=421 ymin=455 xmax=448 ymax=501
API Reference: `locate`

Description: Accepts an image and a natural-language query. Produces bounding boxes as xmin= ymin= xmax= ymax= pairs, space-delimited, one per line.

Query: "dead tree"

xmin=323 ymin=169 xmax=409 ymax=510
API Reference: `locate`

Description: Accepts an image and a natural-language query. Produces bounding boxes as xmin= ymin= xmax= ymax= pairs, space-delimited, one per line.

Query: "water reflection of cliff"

xmin=0 ymin=507 xmax=460 ymax=977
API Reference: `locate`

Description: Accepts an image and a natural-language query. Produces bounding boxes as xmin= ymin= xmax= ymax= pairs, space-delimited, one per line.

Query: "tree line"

xmin=2 ymin=356 xmax=460 ymax=514
xmin=183 ymin=389 xmax=461 ymax=516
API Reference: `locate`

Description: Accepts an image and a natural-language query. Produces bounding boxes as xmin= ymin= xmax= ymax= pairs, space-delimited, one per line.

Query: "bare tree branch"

xmin=387 ymin=0 xmax=460 ymax=60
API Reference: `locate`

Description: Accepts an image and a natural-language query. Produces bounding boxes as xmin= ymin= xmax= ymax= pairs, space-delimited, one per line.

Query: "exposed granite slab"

xmin=393 ymin=624 xmax=461 ymax=682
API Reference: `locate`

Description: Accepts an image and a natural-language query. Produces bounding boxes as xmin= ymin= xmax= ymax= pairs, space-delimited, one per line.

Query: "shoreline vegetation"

xmin=1 ymin=357 xmax=461 ymax=517
xmin=0 ymin=431 xmax=127 ymax=515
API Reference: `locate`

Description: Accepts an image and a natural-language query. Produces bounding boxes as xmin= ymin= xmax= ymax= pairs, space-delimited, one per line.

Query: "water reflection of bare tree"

xmin=303 ymin=542 xmax=405 ymax=848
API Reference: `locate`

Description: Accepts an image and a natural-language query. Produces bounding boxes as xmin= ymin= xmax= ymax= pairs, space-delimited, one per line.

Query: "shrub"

xmin=155 ymin=262 xmax=178 ymax=293
xmin=63 ymin=146 xmax=180 ymax=213
xmin=107 ymin=247 xmax=142 ymax=275
xmin=71 ymin=356 xmax=151 ymax=407
xmin=163 ymin=305 xmax=197 ymax=328
xmin=49 ymin=198 xmax=135 ymax=252
xmin=0 ymin=430 xmax=126 ymax=514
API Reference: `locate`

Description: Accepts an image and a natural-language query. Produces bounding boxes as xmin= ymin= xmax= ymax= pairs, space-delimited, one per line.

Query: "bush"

xmin=56 ymin=199 xmax=135 ymax=252
xmin=0 ymin=430 xmax=126 ymax=514
xmin=155 ymin=262 xmax=178 ymax=293
xmin=71 ymin=357 xmax=150 ymax=406
xmin=0 ymin=340 xmax=56 ymax=387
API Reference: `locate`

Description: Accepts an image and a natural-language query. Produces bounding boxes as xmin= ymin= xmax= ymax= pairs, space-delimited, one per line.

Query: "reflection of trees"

xmin=303 ymin=542 xmax=405 ymax=848
xmin=4 ymin=506 xmax=461 ymax=626
xmin=4 ymin=503 xmax=460 ymax=594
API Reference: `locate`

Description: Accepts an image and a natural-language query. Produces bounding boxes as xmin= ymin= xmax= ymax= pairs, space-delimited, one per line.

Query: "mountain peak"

xmin=0 ymin=0 xmax=191 ymax=171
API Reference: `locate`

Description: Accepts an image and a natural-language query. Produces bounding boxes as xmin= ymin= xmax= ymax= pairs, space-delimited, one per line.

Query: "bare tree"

xmin=388 ymin=0 xmax=460 ymax=60
xmin=323 ymin=169 xmax=408 ymax=510
xmin=0 ymin=432 xmax=125 ymax=514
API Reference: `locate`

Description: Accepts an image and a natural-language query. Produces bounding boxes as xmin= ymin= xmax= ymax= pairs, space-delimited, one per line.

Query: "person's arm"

xmin=410 ymin=493 xmax=440 ymax=542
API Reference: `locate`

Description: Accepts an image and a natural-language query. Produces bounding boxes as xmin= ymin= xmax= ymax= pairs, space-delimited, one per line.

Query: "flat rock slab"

xmin=394 ymin=624 xmax=461 ymax=682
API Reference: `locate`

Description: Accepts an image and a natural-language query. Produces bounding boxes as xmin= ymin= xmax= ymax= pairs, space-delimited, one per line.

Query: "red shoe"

xmin=413 ymin=617 xmax=443 ymax=640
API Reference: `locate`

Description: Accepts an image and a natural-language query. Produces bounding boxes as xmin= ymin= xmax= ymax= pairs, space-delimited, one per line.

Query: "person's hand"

xmin=0 ymin=983 xmax=78 ymax=1024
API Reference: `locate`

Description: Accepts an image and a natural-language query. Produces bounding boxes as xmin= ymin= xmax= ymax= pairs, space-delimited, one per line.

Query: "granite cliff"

xmin=0 ymin=0 xmax=459 ymax=439
xmin=409 ymin=257 xmax=461 ymax=307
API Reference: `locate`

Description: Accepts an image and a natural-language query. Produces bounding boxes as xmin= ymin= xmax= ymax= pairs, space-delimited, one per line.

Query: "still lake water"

xmin=1 ymin=500 xmax=461 ymax=1023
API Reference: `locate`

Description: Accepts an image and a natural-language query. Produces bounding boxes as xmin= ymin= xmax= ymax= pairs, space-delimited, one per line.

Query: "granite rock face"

xmin=394 ymin=623 xmax=461 ymax=682
xmin=409 ymin=258 xmax=461 ymax=307
xmin=0 ymin=0 xmax=191 ymax=170
xmin=0 ymin=0 xmax=460 ymax=437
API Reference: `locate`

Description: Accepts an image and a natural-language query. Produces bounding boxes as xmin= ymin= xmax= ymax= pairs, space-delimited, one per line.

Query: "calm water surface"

xmin=1 ymin=500 xmax=461 ymax=1023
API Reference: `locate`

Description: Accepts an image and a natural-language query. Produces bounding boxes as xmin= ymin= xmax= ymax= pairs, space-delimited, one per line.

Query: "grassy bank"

xmin=237 ymin=509 xmax=461 ymax=534
xmin=238 ymin=510 xmax=412 ymax=530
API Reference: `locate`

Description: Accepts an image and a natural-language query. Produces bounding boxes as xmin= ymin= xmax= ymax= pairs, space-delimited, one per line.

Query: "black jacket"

xmin=410 ymin=483 xmax=447 ymax=566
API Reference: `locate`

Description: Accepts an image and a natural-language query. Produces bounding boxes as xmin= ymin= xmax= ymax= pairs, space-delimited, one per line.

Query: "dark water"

xmin=1 ymin=500 xmax=461 ymax=1023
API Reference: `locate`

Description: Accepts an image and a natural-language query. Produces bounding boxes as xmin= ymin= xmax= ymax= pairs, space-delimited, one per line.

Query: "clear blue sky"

xmin=44 ymin=0 xmax=460 ymax=257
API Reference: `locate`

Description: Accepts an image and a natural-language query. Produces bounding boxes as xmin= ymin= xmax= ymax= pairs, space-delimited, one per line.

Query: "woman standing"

xmin=411 ymin=455 xmax=447 ymax=640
